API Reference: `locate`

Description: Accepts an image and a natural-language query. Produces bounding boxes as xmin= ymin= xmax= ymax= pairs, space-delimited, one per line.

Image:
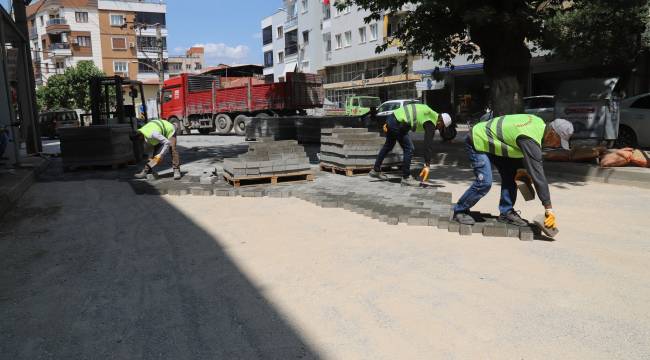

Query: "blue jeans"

xmin=374 ymin=115 xmax=414 ymax=179
xmin=454 ymin=135 xmax=521 ymax=215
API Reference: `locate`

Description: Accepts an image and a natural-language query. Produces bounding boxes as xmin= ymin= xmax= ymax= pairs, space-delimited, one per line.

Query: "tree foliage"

xmin=341 ymin=0 xmax=649 ymax=114
xmin=36 ymin=61 xmax=105 ymax=112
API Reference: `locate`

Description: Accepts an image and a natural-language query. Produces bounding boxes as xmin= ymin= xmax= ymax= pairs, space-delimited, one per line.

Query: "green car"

xmin=345 ymin=96 xmax=381 ymax=116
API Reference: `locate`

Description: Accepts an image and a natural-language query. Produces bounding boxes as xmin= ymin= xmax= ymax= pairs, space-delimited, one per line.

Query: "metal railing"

xmin=46 ymin=18 xmax=68 ymax=26
xmin=137 ymin=46 xmax=165 ymax=53
xmin=285 ymin=16 xmax=298 ymax=28
xmin=50 ymin=43 xmax=71 ymax=50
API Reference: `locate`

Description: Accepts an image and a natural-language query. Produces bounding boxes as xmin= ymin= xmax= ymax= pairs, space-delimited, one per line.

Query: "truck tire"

xmin=614 ymin=125 xmax=638 ymax=148
xmin=234 ymin=115 xmax=248 ymax=136
xmin=215 ymin=114 xmax=233 ymax=134
xmin=170 ymin=117 xmax=186 ymax=135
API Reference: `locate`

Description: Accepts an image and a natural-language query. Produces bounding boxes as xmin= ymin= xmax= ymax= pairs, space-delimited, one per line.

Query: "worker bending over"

xmin=452 ymin=115 xmax=574 ymax=229
xmin=135 ymin=119 xmax=182 ymax=180
xmin=369 ymin=103 xmax=452 ymax=186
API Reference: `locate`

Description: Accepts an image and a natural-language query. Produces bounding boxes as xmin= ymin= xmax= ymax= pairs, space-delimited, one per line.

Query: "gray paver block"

xmin=437 ymin=217 xmax=450 ymax=230
xmin=191 ymin=187 xmax=213 ymax=196
xmin=506 ymin=225 xmax=520 ymax=238
xmin=428 ymin=216 xmax=439 ymax=226
xmin=168 ymin=188 xmax=188 ymax=196
xmin=472 ymin=222 xmax=487 ymax=234
xmin=448 ymin=222 xmax=460 ymax=233
xmin=407 ymin=217 xmax=429 ymax=226
xmin=519 ymin=228 xmax=534 ymax=241
xmin=200 ymin=176 xmax=216 ymax=185
xmin=459 ymin=225 xmax=473 ymax=236
xmin=483 ymin=224 xmax=507 ymax=237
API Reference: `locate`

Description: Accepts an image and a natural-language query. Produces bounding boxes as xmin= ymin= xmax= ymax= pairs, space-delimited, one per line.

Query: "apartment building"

xmin=261 ymin=0 xmax=420 ymax=106
xmin=168 ymin=46 xmax=205 ymax=77
xmin=27 ymin=0 xmax=168 ymax=87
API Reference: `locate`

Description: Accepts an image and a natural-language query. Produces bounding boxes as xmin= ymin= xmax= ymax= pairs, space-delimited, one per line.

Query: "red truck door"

xmin=161 ymin=76 xmax=185 ymax=120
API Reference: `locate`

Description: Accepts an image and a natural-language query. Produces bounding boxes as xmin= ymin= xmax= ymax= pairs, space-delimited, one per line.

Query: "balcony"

xmin=46 ymin=18 xmax=70 ymax=35
xmin=49 ymin=43 xmax=72 ymax=58
xmin=285 ymin=16 xmax=298 ymax=29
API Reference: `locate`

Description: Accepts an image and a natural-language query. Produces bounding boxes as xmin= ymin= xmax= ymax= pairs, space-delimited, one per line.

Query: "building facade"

xmin=27 ymin=0 xmax=168 ymax=87
xmin=261 ymin=0 xmax=420 ymax=107
xmin=168 ymin=46 xmax=205 ymax=77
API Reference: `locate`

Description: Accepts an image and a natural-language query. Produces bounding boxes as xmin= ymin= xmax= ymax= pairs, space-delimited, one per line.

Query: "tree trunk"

xmin=489 ymin=75 xmax=524 ymax=116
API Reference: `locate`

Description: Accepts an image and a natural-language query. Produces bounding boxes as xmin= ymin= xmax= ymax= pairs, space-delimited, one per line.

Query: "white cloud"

xmin=193 ymin=42 xmax=250 ymax=65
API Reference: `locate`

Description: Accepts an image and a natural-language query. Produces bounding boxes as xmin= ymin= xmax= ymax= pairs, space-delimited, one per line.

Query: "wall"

xmin=98 ymin=10 xmax=137 ymax=78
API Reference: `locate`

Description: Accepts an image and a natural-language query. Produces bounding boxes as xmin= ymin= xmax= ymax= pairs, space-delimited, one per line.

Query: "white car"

xmin=618 ymin=93 xmax=650 ymax=148
xmin=523 ymin=95 xmax=555 ymax=123
xmin=377 ymin=99 xmax=421 ymax=116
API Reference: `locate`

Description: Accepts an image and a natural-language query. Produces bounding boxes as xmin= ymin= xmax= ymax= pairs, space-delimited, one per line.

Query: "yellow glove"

xmin=419 ymin=167 xmax=430 ymax=182
xmin=515 ymin=169 xmax=532 ymax=185
xmin=544 ymin=209 xmax=557 ymax=229
xmin=383 ymin=123 xmax=388 ymax=134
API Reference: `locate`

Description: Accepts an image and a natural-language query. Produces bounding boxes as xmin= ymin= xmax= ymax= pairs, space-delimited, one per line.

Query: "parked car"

xmin=345 ymin=96 xmax=381 ymax=116
xmin=524 ymin=95 xmax=555 ymax=122
xmin=617 ymin=92 xmax=650 ymax=148
xmin=39 ymin=110 xmax=81 ymax=138
xmin=376 ymin=99 xmax=421 ymax=116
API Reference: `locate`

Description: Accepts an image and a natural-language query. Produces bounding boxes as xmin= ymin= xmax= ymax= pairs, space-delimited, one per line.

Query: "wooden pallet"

xmin=319 ymin=162 xmax=401 ymax=177
xmin=223 ymin=170 xmax=315 ymax=188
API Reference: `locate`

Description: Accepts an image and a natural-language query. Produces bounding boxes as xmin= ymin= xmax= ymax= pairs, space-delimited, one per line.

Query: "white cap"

xmin=440 ymin=113 xmax=452 ymax=128
xmin=550 ymin=118 xmax=574 ymax=150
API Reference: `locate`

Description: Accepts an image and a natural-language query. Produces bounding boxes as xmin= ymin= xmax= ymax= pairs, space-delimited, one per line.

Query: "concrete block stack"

xmin=244 ymin=116 xmax=297 ymax=141
xmin=320 ymin=128 xmax=402 ymax=170
xmin=223 ymin=139 xmax=311 ymax=179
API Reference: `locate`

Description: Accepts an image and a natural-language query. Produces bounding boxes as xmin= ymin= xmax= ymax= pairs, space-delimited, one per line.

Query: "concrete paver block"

xmin=459 ymin=225 xmax=472 ymax=236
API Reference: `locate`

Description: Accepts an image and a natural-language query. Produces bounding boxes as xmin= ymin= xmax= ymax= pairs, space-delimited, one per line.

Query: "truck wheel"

xmin=614 ymin=125 xmax=638 ymax=148
xmin=234 ymin=115 xmax=248 ymax=136
xmin=170 ymin=118 xmax=186 ymax=135
xmin=215 ymin=114 xmax=233 ymax=134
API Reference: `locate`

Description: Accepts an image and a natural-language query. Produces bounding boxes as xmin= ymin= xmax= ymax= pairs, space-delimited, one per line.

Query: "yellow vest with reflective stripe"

xmin=138 ymin=119 xmax=175 ymax=145
xmin=471 ymin=114 xmax=546 ymax=158
xmin=393 ymin=104 xmax=439 ymax=133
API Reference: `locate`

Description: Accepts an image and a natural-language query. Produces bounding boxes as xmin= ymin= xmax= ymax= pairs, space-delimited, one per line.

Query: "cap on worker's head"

xmin=550 ymin=118 xmax=574 ymax=150
xmin=440 ymin=113 xmax=452 ymax=128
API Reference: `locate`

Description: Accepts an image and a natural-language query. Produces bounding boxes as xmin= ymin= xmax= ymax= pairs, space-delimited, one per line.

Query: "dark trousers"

xmin=454 ymin=136 xmax=523 ymax=215
xmin=152 ymin=134 xmax=180 ymax=170
xmin=374 ymin=115 xmax=414 ymax=179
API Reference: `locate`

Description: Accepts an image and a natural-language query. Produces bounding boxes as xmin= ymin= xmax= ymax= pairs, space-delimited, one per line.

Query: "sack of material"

xmin=599 ymin=148 xmax=649 ymax=168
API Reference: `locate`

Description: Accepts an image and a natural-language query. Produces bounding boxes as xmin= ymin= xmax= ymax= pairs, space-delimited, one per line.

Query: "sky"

xmin=166 ymin=0 xmax=282 ymax=66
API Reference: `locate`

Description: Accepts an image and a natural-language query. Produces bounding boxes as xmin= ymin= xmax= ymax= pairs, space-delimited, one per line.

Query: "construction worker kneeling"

xmin=452 ymin=115 xmax=574 ymax=229
xmin=370 ymin=103 xmax=452 ymax=186
xmin=135 ymin=119 xmax=182 ymax=180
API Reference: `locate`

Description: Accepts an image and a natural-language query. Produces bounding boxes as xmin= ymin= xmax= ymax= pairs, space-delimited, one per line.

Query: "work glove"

xmin=544 ymin=209 xmax=557 ymax=229
xmin=515 ymin=169 xmax=532 ymax=185
xmin=383 ymin=123 xmax=388 ymax=134
xmin=419 ymin=167 xmax=430 ymax=182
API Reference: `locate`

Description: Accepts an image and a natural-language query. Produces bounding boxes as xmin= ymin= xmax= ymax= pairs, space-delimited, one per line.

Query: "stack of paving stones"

xmin=128 ymin=170 xmax=538 ymax=241
xmin=222 ymin=139 xmax=311 ymax=178
xmin=320 ymin=127 xmax=402 ymax=169
xmin=295 ymin=116 xmax=368 ymax=143
xmin=245 ymin=116 xmax=297 ymax=141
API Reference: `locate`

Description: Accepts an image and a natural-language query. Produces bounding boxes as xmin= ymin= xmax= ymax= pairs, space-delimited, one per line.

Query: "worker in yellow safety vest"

xmin=369 ymin=103 xmax=452 ymax=186
xmin=452 ymin=115 xmax=574 ymax=231
xmin=135 ymin=119 xmax=182 ymax=180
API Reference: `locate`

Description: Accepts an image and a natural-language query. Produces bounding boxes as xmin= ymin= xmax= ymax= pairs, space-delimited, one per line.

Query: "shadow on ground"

xmin=0 ymin=167 xmax=321 ymax=359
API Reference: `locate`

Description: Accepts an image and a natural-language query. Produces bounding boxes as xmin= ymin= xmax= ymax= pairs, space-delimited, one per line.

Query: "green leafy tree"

xmin=342 ymin=0 xmax=649 ymax=115
xmin=63 ymin=61 xmax=105 ymax=112
xmin=36 ymin=74 xmax=73 ymax=110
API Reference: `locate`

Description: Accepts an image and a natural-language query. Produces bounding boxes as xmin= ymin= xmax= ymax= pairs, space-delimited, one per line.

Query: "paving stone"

xmin=190 ymin=187 xmax=213 ymax=196
xmin=459 ymin=224 xmax=473 ymax=236
xmin=437 ymin=216 xmax=450 ymax=230
xmin=428 ymin=216 xmax=439 ymax=226
xmin=200 ymin=176 xmax=216 ymax=185
xmin=519 ymin=228 xmax=534 ymax=241
xmin=483 ymin=224 xmax=508 ymax=237
xmin=448 ymin=221 xmax=460 ymax=233
xmin=407 ymin=217 xmax=429 ymax=226
xmin=506 ymin=225 xmax=521 ymax=238
xmin=472 ymin=222 xmax=487 ymax=234
xmin=168 ymin=188 xmax=188 ymax=196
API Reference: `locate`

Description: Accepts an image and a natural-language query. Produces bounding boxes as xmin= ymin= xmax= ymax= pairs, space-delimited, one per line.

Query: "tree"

xmin=541 ymin=0 xmax=650 ymax=87
xmin=342 ymin=0 xmax=649 ymax=115
xmin=36 ymin=61 xmax=105 ymax=112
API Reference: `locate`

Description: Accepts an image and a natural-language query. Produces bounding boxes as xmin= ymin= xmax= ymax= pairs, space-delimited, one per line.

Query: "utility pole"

xmin=156 ymin=23 xmax=164 ymax=118
xmin=11 ymin=0 xmax=42 ymax=154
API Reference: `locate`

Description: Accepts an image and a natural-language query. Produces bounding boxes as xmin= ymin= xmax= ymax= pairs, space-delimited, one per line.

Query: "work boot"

xmin=453 ymin=211 xmax=476 ymax=225
xmin=498 ymin=209 xmax=528 ymax=227
xmin=368 ymin=169 xmax=388 ymax=180
xmin=134 ymin=166 xmax=150 ymax=179
xmin=173 ymin=169 xmax=182 ymax=180
xmin=400 ymin=176 xmax=420 ymax=187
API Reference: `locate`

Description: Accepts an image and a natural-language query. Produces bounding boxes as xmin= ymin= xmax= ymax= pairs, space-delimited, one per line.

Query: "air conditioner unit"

xmin=129 ymin=42 xmax=135 ymax=49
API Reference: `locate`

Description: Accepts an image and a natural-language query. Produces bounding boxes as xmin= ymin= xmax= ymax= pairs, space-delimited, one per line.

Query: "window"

xmin=343 ymin=5 xmax=351 ymax=14
xmin=262 ymin=26 xmax=273 ymax=45
xmin=324 ymin=34 xmax=332 ymax=52
xmin=76 ymin=36 xmax=91 ymax=47
xmin=344 ymin=31 xmax=352 ymax=47
xmin=302 ymin=30 xmax=309 ymax=44
xmin=40 ymin=16 xmax=44 ymax=26
xmin=358 ymin=27 xmax=366 ymax=44
xmin=170 ymin=63 xmax=182 ymax=71
xmin=333 ymin=4 xmax=340 ymax=17
xmin=301 ymin=0 xmax=308 ymax=12
xmin=335 ymin=34 xmax=342 ymax=49
xmin=264 ymin=50 xmax=274 ymax=68
xmin=277 ymin=26 xmax=283 ymax=39
xmin=195 ymin=63 xmax=202 ymax=70
xmin=631 ymin=95 xmax=650 ymax=109
xmin=162 ymin=90 xmax=173 ymax=103
xmin=278 ymin=51 xmax=284 ymax=63
xmin=323 ymin=3 xmax=331 ymax=19
xmin=264 ymin=74 xmax=274 ymax=83
xmin=113 ymin=61 xmax=128 ymax=73
xmin=111 ymin=37 xmax=127 ymax=50
xmin=369 ymin=23 xmax=378 ymax=41
xmin=186 ymin=64 xmax=191 ymax=70
xmin=110 ymin=14 xmax=125 ymax=26
xmin=135 ymin=12 xmax=166 ymax=26
xmin=75 ymin=12 xmax=88 ymax=23
xmin=285 ymin=29 xmax=298 ymax=55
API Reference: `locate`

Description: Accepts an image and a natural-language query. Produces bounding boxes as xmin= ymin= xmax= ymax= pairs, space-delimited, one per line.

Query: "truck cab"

xmin=345 ymin=96 xmax=381 ymax=116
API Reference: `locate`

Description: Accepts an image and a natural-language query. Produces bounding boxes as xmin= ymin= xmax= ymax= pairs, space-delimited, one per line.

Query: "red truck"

xmin=161 ymin=72 xmax=324 ymax=135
